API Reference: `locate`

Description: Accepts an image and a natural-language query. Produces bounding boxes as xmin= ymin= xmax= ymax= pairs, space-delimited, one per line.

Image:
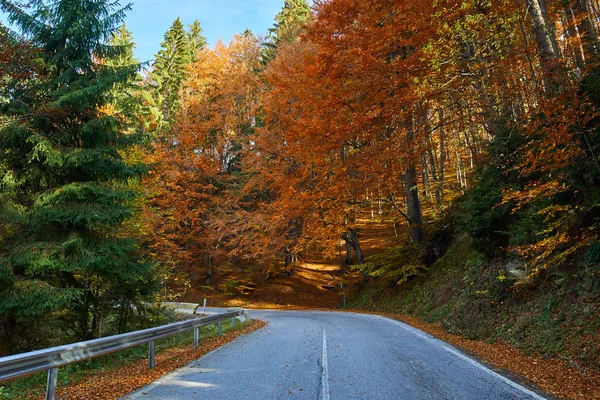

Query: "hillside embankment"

xmin=348 ymin=232 xmax=600 ymax=399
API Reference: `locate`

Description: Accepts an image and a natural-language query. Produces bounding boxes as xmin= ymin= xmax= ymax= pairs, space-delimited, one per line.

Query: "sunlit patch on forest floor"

xmin=181 ymin=260 xmax=353 ymax=310
xmin=179 ymin=213 xmax=402 ymax=310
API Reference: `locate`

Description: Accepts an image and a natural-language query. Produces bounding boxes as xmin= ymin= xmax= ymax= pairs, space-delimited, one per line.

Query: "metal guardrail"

xmin=0 ymin=309 xmax=248 ymax=400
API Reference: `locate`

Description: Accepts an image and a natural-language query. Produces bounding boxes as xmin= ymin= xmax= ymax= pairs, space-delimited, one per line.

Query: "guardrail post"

xmin=218 ymin=320 xmax=222 ymax=336
xmin=46 ymin=368 xmax=58 ymax=400
xmin=231 ymin=316 xmax=235 ymax=328
xmin=149 ymin=341 xmax=155 ymax=369
xmin=193 ymin=327 xmax=199 ymax=348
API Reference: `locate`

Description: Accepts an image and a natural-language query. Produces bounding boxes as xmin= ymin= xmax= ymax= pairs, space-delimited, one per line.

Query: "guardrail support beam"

xmin=149 ymin=341 xmax=155 ymax=369
xmin=232 ymin=317 xmax=235 ymax=328
xmin=193 ymin=327 xmax=199 ymax=348
xmin=46 ymin=368 xmax=58 ymax=400
xmin=218 ymin=321 xmax=222 ymax=336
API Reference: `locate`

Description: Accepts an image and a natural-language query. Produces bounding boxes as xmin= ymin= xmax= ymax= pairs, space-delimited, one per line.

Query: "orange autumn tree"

xmin=249 ymin=0 xmax=438 ymax=272
xmin=251 ymin=0 xmax=600 ymax=278
xmin=143 ymin=0 xmax=600 ymax=288
xmin=498 ymin=0 xmax=600 ymax=277
xmin=144 ymin=32 xmax=262 ymax=285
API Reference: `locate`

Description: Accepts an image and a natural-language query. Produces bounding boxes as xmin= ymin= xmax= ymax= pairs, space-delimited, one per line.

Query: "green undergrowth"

xmin=349 ymin=235 xmax=600 ymax=371
xmin=0 ymin=317 xmax=250 ymax=399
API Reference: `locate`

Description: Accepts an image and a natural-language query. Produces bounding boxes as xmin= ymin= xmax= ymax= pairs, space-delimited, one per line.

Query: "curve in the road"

xmin=123 ymin=310 xmax=549 ymax=400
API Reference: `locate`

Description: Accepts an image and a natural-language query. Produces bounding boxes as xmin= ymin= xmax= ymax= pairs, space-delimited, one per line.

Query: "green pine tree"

xmin=145 ymin=18 xmax=206 ymax=132
xmin=105 ymin=24 xmax=144 ymax=128
xmin=151 ymin=17 xmax=189 ymax=125
xmin=186 ymin=20 xmax=207 ymax=63
xmin=0 ymin=0 xmax=157 ymax=351
xmin=107 ymin=25 xmax=139 ymax=70
xmin=262 ymin=0 xmax=311 ymax=63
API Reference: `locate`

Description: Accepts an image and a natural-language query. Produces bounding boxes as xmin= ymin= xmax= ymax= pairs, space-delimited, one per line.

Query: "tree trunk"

xmin=205 ymin=254 xmax=213 ymax=284
xmin=561 ymin=7 xmax=586 ymax=80
xmin=422 ymin=156 xmax=433 ymax=202
xmin=586 ymin=0 xmax=600 ymax=45
xmin=437 ymin=110 xmax=446 ymax=208
xmin=117 ymin=301 xmax=130 ymax=334
xmin=404 ymin=167 xmax=424 ymax=244
xmin=342 ymin=229 xmax=365 ymax=268
xmin=578 ymin=0 xmax=598 ymax=54
xmin=284 ymin=250 xmax=298 ymax=276
xmin=525 ymin=0 xmax=561 ymax=92
xmin=404 ymin=107 xmax=425 ymax=245
xmin=345 ymin=241 xmax=353 ymax=267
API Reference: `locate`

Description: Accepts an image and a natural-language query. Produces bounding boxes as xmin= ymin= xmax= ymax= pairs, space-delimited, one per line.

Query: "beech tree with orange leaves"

xmin=252 ymin=0 xmax=437 ymax=274
xmin=145 ymin=32 xmax=262 ymax=285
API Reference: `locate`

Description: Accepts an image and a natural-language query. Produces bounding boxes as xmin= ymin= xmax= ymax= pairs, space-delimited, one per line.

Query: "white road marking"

xmin=321 ymin=328 xmax=330 ymax=400
xmin=381 ymin=316 xmax=547 ymax=400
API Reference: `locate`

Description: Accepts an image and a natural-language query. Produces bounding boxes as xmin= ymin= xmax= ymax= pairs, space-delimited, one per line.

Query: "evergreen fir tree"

xmin=0 ymin=0 xmax=156 ymax=351
xmin=108 ymin=25 xmax=138 ymax=70
xmin=151 ymin=17 xmax=189 ymax=125
xmin=146 ymin=18 xmax=206 ymax=131
xmin=262 ymin=0 xmax=311 ymax=63
xmin=105 ymin=24 xmax=143 ymax=126
xmin=186 ymin=20 xmax=207 ymax=63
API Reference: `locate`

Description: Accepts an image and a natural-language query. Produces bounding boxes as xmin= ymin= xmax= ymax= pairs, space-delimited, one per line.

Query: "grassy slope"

xmin=349 ymin=234 xmax=600 ymax=372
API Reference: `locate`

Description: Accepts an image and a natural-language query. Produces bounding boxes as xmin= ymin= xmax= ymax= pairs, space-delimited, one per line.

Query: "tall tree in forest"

xmin=106 ymin=25 xmax=138 ymax=74
xmin=257 ymin=0 xmax=435 ymax=256
xmin=152 ymin=17 xmax=188 ymax=125
xmin=150 ymin=18 xmax=207 ymax=128
xmin=145 ymin=32 xmax=262 ymax=285
xmin=104 ymin=24 xmax=143 ymax=126
xmin=0 ymin=0 xmax=156 ymax=352
xmin=525 ymin=0 xmax=562 ymax=92
xmin=186 ymin=20 xmax=207 ymax=63
xmin=262 ymin=0 xmax=311 ymax=63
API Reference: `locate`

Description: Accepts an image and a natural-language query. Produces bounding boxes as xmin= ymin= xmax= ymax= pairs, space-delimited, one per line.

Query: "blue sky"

xmin=126 ymin=0 xmax=291 ymax=62
xmin=2 ymin=0 xmax=315 ymax=63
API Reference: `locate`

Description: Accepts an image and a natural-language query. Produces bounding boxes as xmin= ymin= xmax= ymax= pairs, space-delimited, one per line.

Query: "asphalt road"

xmin=123 ymin=309 xmax=547 ymax=400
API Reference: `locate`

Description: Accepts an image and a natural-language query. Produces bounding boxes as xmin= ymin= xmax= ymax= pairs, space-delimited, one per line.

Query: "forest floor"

xmin=179 ymin=214 xmax=397 ymax=310
xmin=180 ymin=260 xmax=346 ymax=309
